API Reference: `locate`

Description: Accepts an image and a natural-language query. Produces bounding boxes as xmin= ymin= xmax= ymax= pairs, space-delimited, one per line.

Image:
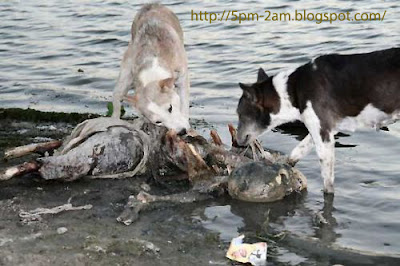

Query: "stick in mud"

xmin=19 ymin=198 xmax=93 ymax=223
xmin=4 ymin=140 xmax=62 ymax=160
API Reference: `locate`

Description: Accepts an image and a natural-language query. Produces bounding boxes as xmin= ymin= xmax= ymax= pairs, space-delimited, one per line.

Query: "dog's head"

xmin=125 ymin=77 xmax=189 ymax=133
xmin=236 ymin=68 xmax=281 ymax=146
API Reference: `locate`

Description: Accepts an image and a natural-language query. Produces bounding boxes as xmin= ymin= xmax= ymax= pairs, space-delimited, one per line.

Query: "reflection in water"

xmin=279 ymin=122 xmax=358 ymax=148
xmin=194 ymin=193 xmax=309 ymax=264
xmin=195 ymin=193 xmax=398 ymax=265
xmin=314 ymin=193 xmax=339 ymax=245
xmin=229 ymin=192 xmax=307 ymax=236
xmin=196 ymin=205 xmax=244 ymax=242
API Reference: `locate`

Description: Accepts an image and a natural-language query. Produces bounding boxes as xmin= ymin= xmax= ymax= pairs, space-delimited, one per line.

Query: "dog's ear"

xmin=259 ymin=86 xmax=281 ymax=114
xmin=124 ymin=94 xmax=138 ymax=107
xmin=239 ymin=82 xmax=251 ymax=91
xmin=257 ymin=68 xmax=269 ymax=82
xmin=239 ymin=82 xmax=256 ymax=102
xmin=159 ymin=78 xmax=175 ymax=92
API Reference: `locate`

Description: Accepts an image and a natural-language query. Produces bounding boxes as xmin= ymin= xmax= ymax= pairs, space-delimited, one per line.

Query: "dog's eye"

xmin=168 ymin=105 xmax=173 ymax=113
xmin=155 ymin=121 xmax=162 ymax=125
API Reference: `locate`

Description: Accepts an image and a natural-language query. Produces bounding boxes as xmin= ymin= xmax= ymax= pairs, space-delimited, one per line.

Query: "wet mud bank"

xmin=1 ymin=108 xmax=399 ymax=266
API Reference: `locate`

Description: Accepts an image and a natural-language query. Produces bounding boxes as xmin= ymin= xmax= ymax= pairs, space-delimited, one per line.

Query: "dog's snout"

xmin=237 ymin=134 xmax=250 ymax=146
xmin=177 ymin=128 xmax=187 ymax=136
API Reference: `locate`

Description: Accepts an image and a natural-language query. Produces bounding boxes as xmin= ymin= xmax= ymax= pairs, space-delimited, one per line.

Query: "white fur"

xmin=301 ymin=101 xmax=335 ymax=193
xmin=337 ymin=104 xmax=399 ymax=131
xmin=237 ymin=69 xmax=301 ymax=144
xmin=112 ymin=45 xmax=134 ymax=118
xmin=302 ymin=102 xmax=322 ymax=137
xmin=289 ymin=102 xmax=400 ymax=193
xmin=289 ymin=134 xmax=313 ymax=164
xmin=175 ymin=71 xmax=190 ymax=118
xmin=147 ymin=101 xmax=190 ymax=130
xmin=111 ymin=5 xmax=190 ymax=126
xmin=240 ymin=63 xmax=399 ymax=193
xmin=311 ymin=57 xmax=318 ymax=70
xmin=239 ymin=69 xmax=336 ymax=192
xmin=268 ymin=69 xmax=301 ymax=130
xmin=139 ymin=58 xmax=171 ymax=87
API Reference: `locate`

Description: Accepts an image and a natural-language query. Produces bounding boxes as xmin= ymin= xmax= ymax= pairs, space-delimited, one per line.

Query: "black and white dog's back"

xmin=236 ymin=48 xmax=400 ymax=193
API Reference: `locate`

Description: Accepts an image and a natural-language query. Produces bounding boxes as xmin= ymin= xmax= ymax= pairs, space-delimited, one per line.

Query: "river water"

xmin=1 ymin=0 xmax=399 ymax=265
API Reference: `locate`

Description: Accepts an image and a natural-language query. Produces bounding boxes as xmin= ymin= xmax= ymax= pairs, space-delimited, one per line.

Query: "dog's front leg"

xmin=174 ymin=69 xmax=190 ymax=120
xmin=302 ymin=103 xmax=335 ymax=193
xmin=288 ymin=134 xmax=314 ymax=166
xmin=313 ymin=133 xmax=335 ymax=194
xmin=112 ymin=45 xmax=134 ymax=118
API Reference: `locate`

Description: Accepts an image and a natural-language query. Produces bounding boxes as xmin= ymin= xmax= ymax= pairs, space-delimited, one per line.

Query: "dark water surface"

xmin=1 ymin=0 xmax=400 ymax=265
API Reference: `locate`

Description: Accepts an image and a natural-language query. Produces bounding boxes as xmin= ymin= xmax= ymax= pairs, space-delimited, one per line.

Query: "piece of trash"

xmin=226 ymin=235 xmax=267 ymax=266
xmin=57 ymin=227 xmax=68 ymax=235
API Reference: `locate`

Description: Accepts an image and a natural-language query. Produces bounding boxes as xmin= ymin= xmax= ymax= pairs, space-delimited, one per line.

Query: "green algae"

xmin=0 ymin=108 xmax=100 ymax=124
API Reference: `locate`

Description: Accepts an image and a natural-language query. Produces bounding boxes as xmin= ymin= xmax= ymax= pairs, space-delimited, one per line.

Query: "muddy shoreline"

xmin=1 ymin=108 xmax=399 ymax=266
xmin=0 ymin=108 xmax=227 ymax=265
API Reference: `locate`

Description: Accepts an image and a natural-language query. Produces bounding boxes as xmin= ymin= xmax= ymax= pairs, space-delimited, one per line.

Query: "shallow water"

xmin=1 ymin=0 xmax=400 ymax=265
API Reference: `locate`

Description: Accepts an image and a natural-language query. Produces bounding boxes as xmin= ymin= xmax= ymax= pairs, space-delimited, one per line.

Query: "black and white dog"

xmin=236 ymin=48 xmax=400 ymax=193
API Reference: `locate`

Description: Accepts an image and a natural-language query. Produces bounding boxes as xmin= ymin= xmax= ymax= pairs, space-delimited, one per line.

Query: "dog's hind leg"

xmin=112 ymin=45 xmax=134 ymax=118
xmin=288 ymin=134 xmax=313 ymax=166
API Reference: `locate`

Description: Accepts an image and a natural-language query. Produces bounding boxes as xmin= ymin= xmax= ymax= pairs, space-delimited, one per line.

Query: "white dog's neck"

xmin=139 ymin=57 xmax=171 ymax=87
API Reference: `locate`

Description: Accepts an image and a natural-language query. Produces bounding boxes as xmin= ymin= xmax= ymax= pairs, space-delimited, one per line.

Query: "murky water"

xmin=1 ymin=0 xmax=400 ymax=265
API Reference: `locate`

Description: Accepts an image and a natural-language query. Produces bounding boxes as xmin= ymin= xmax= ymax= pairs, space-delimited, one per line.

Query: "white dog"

xmin=112 ymin=4 xmax=190 ymax=133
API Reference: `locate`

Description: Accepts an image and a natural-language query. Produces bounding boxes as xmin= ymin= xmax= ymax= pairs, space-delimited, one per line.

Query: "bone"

xmin=117 ymin=191 xmax=212 ymax=225
xmin=184 ymin=143 xmax=214 ymax=181
xmin=19 ymin=200 xmax=92 ymax=223
xmin=4 ymin=140 xmax=62 ymax=160
xmin=0 ymin=161 xmax=40 ymax=181
xmin=228 ymin=124 xmax=275 ymax=162
xmin=249 ymin=142 xmax=259 ymax=161
xmin=253 ymin=139 xmax=275 ymax=162
xmin=210 ymin=129 xmax=223 ymax=146
xmin=228 ymin=123 xmax=238 ymax=147
xmin=116 ymin=195 xmax=146 ymax=225
xmin=186 ymin=144 xmax=208 ymax=169
xmin=137 ymin=190 xmax=211 ymax=204
xmin=187 ymin=128 xmax=199 ymax=137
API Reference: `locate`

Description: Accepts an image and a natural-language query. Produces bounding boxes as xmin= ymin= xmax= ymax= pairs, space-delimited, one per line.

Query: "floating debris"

xmin=226 ymin=235 xmax=267 ymax=266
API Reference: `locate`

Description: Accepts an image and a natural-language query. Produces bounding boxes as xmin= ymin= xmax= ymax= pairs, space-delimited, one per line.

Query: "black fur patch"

xmin=237 ymin=77 xmax=280 ymax=130
xmin=286 ymin=47 xmax=400 ymax=141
